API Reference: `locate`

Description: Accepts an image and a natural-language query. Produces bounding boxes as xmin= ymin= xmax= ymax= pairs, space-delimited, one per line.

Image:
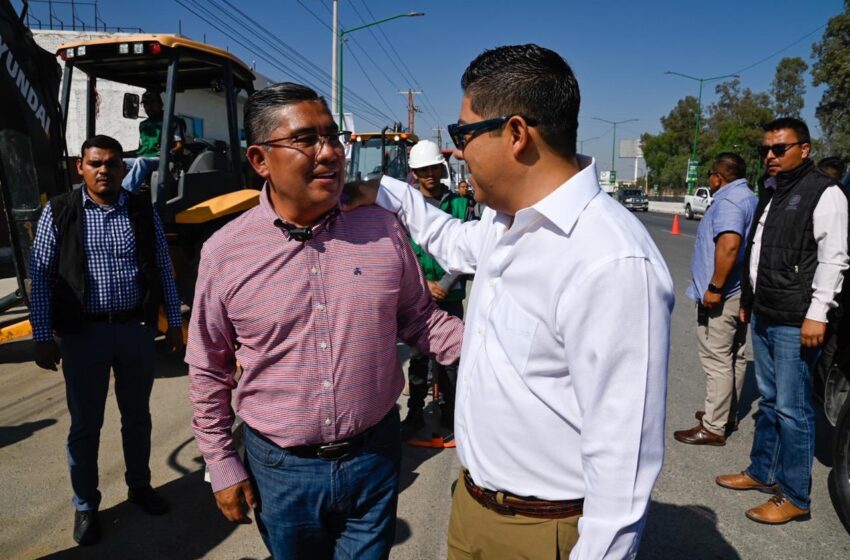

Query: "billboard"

xmin=619 ymin=138 xmax=643 ymax=158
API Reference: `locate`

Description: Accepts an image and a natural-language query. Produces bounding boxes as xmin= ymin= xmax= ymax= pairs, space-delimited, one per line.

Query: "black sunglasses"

xmin=757 ymin=141 xmax=806 ymax=159
xmin=447 ymin=115 xmax=539 ymax=150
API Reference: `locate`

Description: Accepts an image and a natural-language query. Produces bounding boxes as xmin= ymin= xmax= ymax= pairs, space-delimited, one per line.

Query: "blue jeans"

xmin=122 ymin=157 xmax=159 ymax=192
xmin=59 ymin=321 xmax=157 ymax=511
xmin=244 ymin=408 xmax=401 ymax=560
xmin=746 ymin=314 xmax=821 ymax=510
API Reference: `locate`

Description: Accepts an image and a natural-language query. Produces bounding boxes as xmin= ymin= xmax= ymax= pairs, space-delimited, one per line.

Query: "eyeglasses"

xmin=757 ymin=141 xmax=805 ymax=159
xmin=258 ymin=130 xmax=352 ymax=153
xmin=448 ymin=115 xmax=539 ymax=150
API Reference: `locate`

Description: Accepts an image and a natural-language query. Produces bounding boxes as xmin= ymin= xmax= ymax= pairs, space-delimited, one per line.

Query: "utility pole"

xmin=432 ymin=127 xmax=443 ymax=149
xmin=397 ymin=89 xmax=422 ymax=133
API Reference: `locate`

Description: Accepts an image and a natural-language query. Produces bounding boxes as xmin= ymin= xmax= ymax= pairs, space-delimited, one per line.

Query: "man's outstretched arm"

xmin=345 ymin=176 xmax=488 ymax=275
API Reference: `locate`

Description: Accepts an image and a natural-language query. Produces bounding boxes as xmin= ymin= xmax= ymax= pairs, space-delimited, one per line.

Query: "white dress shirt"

xmin=749 ymin=185 xmax=849 ymax=322
xmin=377 ymin=156 xmax=674 ymax=560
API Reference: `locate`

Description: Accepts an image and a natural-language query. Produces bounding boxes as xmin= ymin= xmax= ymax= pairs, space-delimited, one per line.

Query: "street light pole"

xmin=578 ymin=136 xmax=599 ymax=153
xmin=664 ymin=70 xmax=739 ymax=194
xmin=592 ymin=117 xmax=638 ymax=186
xmin=330 ymin=0 xmax=338 ymax=116
xmin=337 ymin=11 xmax=424 ymax=129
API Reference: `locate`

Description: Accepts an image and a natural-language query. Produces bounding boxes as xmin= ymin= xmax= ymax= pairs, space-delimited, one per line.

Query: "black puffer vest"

xmin=49 ymin=187 xmax=162 ymax=334
xmin=741 ymin=160 xmax=835 ymax=326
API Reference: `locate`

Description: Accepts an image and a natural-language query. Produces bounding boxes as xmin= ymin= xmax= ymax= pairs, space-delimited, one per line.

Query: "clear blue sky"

xmin=22 ymin=0 xmax=845 ymax=178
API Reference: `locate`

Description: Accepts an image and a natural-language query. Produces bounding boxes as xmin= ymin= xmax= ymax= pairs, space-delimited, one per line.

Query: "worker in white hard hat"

xmin=402 ymin=140 xmax=472 ymax=440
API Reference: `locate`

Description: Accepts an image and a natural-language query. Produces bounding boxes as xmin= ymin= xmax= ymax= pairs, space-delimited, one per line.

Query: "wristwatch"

xmin=707 ymin=283 xmax=724 ymax=294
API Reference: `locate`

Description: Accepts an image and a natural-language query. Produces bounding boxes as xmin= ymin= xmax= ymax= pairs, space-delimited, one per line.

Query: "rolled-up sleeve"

xmin=186 ymin=245 xmax=246 ymax=492
xmin=710 ymin=198 xmax=747 ymax=240
xmin=558 ymin=257 xmax=672 ymax=560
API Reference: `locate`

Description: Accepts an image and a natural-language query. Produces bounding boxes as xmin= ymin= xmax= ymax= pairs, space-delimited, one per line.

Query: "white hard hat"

xmin=408 ymin=140 xmax=445 ymax=169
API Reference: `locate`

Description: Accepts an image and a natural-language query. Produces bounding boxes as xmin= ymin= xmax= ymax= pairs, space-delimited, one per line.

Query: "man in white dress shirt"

xmin=345 ymin=44 xmax=674 ymax=560
xmin=717 ymin=118 xmax=849 ymax=524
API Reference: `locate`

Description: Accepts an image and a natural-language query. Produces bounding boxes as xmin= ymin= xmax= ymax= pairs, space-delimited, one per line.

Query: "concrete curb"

xmin=649 ymin=201 xmax=683 ymax=215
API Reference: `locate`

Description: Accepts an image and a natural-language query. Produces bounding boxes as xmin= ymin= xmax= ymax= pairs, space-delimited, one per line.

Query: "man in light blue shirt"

xmin=675 ymin=152 xmax=758 ymax=446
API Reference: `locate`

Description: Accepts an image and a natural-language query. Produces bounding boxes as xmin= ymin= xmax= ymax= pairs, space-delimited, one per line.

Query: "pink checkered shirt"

xmin=187 ymin=187 xmax=463 ymax=491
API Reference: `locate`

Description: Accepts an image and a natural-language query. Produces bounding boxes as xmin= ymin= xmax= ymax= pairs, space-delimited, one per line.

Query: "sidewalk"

xmin=648 ymin=201 xmax=683 ymax=215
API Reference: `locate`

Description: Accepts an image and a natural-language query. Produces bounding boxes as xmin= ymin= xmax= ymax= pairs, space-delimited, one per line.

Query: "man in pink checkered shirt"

xmin=186 ymin=83 xmax=463 ymax=560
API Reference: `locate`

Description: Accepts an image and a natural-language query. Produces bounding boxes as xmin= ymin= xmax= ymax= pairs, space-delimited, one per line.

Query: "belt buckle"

xmin=107 ymin=311 xmax=114 ymax=323
xmin=316 ymin=441 xmax=351 ymax=460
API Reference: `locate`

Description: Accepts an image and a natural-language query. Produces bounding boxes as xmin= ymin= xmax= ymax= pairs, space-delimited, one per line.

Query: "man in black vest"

xmin=716 ymin=118 xmax=849 ymax=524
xmin=30 ymin=135 xmax=184 ymax=546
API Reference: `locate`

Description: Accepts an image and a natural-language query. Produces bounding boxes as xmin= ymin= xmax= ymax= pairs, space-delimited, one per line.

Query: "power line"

xmin=296 ymin=0 xmax=330 ymax=30
xmin=177 ymin=0 xmax=394 ymax=125
xmin=356 ymin=0 xmax=444 ymax=131
xmin=732 ymin=23 xmax=827 ymax=75
xmin=294 ymin=0 xmax=402 ymax=122
xmin=213 ymin=0 xmax=390 ymax=121
xmin=347 ymin=47 xmax=402 ymax=123
xmin=173 ymin=0 xmax=387 ymax=127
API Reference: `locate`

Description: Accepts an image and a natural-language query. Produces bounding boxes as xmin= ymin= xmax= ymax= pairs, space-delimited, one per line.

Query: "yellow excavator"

xmin=0 ymin=1 xmax=261 ymax=341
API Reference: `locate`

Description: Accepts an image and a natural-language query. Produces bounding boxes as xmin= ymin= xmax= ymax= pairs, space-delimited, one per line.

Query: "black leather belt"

xmin=251 ymin=410 xmax=392 ymax=461
xmin=463 ymin=470 xmax=584 ymax=519
xmin=83 ymin=307 xmax=144 ymax=323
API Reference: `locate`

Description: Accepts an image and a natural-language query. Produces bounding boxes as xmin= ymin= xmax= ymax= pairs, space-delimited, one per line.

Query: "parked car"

xmin=617 ymin=189 xmax=649 ymax=212
xmin=683 ymin=187 xmax=713 ymax=219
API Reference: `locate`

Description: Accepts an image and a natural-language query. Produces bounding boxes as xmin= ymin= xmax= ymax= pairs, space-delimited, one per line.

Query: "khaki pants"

xmin=697 ymin=292 xmax=748 ymax=435
xmin=447 ymin=471 xmax=580 ymax=560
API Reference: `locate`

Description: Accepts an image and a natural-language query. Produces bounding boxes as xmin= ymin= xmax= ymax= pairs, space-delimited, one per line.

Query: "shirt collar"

xmin=712 ymin=178 xmax=749 ymax=201
xmin=522 ymin=155 xmax=601 ymax=236
xmin=258 ymin=182 xmax=341 ymax=230
xmin=81 ymin=185 xmax=128 ymax=208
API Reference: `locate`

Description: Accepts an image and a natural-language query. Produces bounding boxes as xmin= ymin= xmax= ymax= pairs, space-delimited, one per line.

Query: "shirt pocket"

xmin=488 ymin=291 xmax=538 ymax=375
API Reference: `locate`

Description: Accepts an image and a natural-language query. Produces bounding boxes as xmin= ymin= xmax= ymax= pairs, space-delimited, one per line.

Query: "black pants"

xmin=407 ymin=299 xmax=464 ymax=417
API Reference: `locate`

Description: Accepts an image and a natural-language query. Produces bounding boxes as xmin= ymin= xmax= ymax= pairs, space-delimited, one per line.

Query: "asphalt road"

xmin=1 ymin=211 xmax=848 ymax=559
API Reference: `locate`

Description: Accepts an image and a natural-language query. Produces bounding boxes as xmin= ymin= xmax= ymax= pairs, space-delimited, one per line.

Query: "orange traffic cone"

xmin=670 ymin=214 xmax=681 ymax=236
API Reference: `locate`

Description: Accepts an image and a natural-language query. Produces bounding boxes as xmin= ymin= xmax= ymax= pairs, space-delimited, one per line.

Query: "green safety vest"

xmin=409 ymin=191 xmax=470 ymax=302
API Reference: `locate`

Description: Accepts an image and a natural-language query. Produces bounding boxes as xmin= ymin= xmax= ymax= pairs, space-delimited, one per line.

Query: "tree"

xmin=811 ymin=0 xmax=850 ymax=159
xmin=704 ymin=80 xmax=775 ymax=184
xmin=641 ymin=96 xmax=702 ymax=192
xmin=771 ymin=57 xmax=808 ymax=118
xmin=642 ymin=80 xmax=776 ymax=193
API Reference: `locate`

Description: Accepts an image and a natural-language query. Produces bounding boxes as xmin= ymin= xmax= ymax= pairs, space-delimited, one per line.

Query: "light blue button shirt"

xmin=686 ymin=179 xmax=758 ymax=302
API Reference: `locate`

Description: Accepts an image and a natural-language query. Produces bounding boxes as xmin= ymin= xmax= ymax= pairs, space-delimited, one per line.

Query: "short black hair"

xmin=763 ymin=117 xmax=810 ymax=143
xmin=713 ymin=152 xmax=747 ymax=181
xmin=244 ymin=82 xmax=329 ymax=146
xmin=818 ymin=156 xmax=846 ymax=180
xmin=460 ymin=44 xmax=580 ymax=159
xmin=80 ymin=135 xmax=123 ymax=157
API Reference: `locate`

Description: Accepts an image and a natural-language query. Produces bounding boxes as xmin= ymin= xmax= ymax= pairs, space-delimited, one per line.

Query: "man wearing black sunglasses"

xmin=345 ymin=44 xmax=673 ymax=559
xmin=717 ymin=117 xmax=848 ymax=524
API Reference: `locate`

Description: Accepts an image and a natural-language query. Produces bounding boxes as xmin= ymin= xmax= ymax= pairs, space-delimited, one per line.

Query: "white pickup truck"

xmin=683 ymin=187 xmax=713 ymax=219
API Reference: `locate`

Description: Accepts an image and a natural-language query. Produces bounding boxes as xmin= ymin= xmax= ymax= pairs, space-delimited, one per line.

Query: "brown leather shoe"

xmin=674 ymin=424 xmax=726 ymax=446
xmin=745 ymin=495 xmax=810 ymax=524
xmin=695 ymin=410 xmax=738 ymax=432
xmin=715 ymin=472 xmax=777 ymax=493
